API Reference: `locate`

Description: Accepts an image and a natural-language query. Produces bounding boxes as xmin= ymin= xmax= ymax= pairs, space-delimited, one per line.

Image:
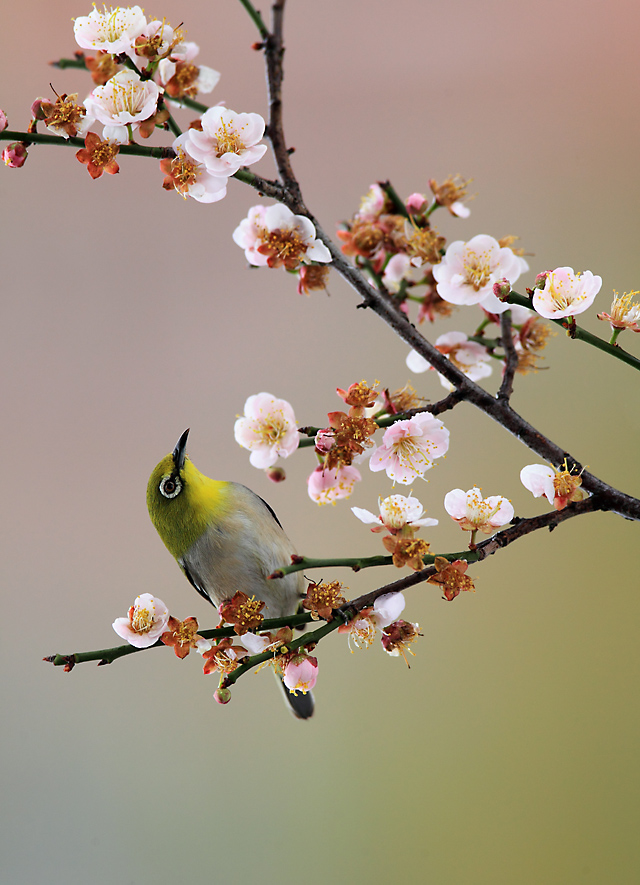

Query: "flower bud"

xmin=533 ymin=271 xmax=549 ymax=290
xmin=214 ymin=687 xmax=232 ymax=705
xmin=3 ymin=142 xmax=28 ymax=168
xmin=0 ymin=109 xmax=7 ymax=132
xmin=266 ymin=466 xmax=286 ymax=483
xmin=493 ymin=278 xmax=512 ymax=301
xmin=405 ymin=192 xmax=428 ymax=214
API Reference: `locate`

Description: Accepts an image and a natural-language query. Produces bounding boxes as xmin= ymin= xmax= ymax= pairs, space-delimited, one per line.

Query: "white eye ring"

xmin=159 ymin=475 xmax=182 ymax=499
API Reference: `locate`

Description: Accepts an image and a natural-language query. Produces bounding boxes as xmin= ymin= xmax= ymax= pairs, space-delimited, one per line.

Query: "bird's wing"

xmin=178 ymin=556 xmax=215 ymax=607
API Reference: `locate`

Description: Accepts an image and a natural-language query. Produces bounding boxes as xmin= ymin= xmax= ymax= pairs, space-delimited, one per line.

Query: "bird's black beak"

xmin=172 ymin=428 xmax=190 ymax=472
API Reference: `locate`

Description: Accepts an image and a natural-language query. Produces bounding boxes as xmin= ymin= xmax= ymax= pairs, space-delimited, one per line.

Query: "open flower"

xmin=427 ymin=556 xmax=475 ymax=601
xmin=233 ymin=204 xmax=331 ymax=269
xmin=112 ymin=593 xmax=169 ymax=648
xmin=74 ymin=5 xmax=147 ymax=54
xmin=406 ymin=331 xmax=492 ymax=390
xmin=84 ymin=70 xmax=160 ymax=143
xmin=520 ymin=463 xmax=587 ymax=511
xmin=381 ymin=619 xmax=422 ymax=665
xmin=444 ymin=487 xmax=513 ymax=534
xmin=307 ymin=465 xmax=361 ymax=504
xmin=339 ymin=592 xmax=406 ymax=651
xmin=532 ymin=267 xmax=602 ymax=319
xmin=597 ymin=291 xmax=640 ymax=333
xmin=76 ymin=132 xmax=120 ymax=178
xmin=352 ymin=494 xmax=438 ymax=534
xmin=40 ymin=92 xmax=93 ymax=139
xmin=160 ymin=133 xmax=228 ymax=202
xmin=160 ymin=616 xmax=205 ymax=659
xmin=234 ymin=392 xmax=299 ymax=469
xmin=432 ymin=234 xmax=524 ymax=313
xmin=369 ymin=413 xmax=449 ymax=484
xmin=185 ymin=107 xmax=267 ymax=175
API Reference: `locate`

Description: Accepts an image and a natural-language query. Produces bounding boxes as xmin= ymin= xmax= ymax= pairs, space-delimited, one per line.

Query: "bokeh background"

xmin=2 ymin=1 xmax=639 ymax=882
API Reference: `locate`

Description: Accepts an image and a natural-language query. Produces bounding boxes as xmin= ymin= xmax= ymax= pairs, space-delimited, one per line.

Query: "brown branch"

xmin=252 ymin=1 xmax=640 ymax=523
xmin=497 ymin=309 xmax=517 ymax=402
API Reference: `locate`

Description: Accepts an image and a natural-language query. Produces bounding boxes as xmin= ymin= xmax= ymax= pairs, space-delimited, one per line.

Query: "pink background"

xmin=2 ymin=1 xmax=639 ymax=882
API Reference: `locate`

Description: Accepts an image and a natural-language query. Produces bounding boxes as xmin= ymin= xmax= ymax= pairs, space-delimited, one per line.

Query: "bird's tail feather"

xmin=277 ymin=674 xmax=314 ymax=719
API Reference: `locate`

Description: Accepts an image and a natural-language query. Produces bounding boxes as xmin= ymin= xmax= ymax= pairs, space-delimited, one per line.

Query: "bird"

xmin=146 ymin=428 xmax=313 ymax=718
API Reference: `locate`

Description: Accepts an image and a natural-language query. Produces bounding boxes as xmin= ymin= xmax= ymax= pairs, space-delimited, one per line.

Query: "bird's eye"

xmin=159 ymin=475 xmax=182 ymax=499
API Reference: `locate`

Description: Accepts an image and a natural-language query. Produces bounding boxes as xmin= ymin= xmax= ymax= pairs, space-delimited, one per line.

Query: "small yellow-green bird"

xmin=147 ymin=429 xmax=313 ymax=718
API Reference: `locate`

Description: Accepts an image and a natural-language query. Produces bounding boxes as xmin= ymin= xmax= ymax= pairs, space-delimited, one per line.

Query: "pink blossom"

xmin=163 ymin=133 xmax=228 ymax=203
xmin=444 ymin=487 xmax=513 ymax=533
xmin=369 ymin=413 xmax=449 ymax=484
xmin=520 ymin=463 xmax=587 ymax=511
xmin=234 ymin=392 xmax=299 ymax=469
xmin=356 ymin=183 xmax=386 ymax=221
xmin=185 ymin=107 xmax=267 ymax=175
xmin=532 ymin=267 xmax=602 ymax=319
xmin=352 ymin=494 xmax=438 ymax=533
xmin=233 ymin=203 xmax=331 ymax=269
xmin=406 ymin=331 xmax=493 ymax=390
xmin=74 ymin=5 xmax=147 ymax=54
xmin=112 ymin=593 xmax=169 ymax=648
xmin=84 ymin=70 xmax=160 ymax=143
xmin=307 ymin=465 xmax=361 ymax=505
xmin=382 ymin=253 xmax=413 ymax=293
xmin=432 ymin=234 xmax=524 ymax=314
xmin=0 ymin=109 xmax=7 ymax=132
xmin=283 ymin=653 xmax=318 ymax=694
xmin=597 ymin=291 xmax=640 ymax=332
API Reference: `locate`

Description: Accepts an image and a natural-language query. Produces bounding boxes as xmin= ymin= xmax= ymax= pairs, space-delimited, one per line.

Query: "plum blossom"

xmin=185 ymin=107 xmax=267 ymax=176
xmin=160 ymin=133 xmax=228 ymax=203
xmin=307 ymin=464 xmax=361 ymax=505
xmin=3 ymin=143 xmax=28 ymax=168
xmin=444 ymin=487 xmax=513 ymax=534
xmin=74 ymin=5 xmax=147 ymax=54
xmin=432 ymin=234 xmax=524 ymax=314
xmin=234 ymin=393 xmax=299 ymax=469
xmin=356 ymin=183 xmax=386 ymax=221
xmin=597 ymin=291 xmax=640 ymax=333
xmin=532 ymin=267 xmax=602 ymax=319
xmin=233 ymin=204 xmax=331 ymax=269
xmin=520 ymin=463 xmax=587 ymax=511
xmin=84 ymin=70 xmax=160 ymax=143
xmin=0 ymin=109 xmax=7 ymax=132
xmin=282 ymin=653 xmax=318 ymax=694
xmin=382 ymin=253 xmax=413 ymax=292
xmin=369 ymin=413 xmax=449 ymax=484
xmin=352 ymin=494 xmax=438 ymax=533
xmin=112 ymin=593 xmax=169 ymax=648
xmin=406 ymin=331 xmax=492 ymax=390
xmin=339 ymin=592 xmax=406 ymax=650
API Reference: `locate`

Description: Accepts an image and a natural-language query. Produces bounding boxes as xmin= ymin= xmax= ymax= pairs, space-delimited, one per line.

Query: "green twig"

xmin=237 ymin=0 xmax=270 ymax=39
xmin=0 ymin=129 xmax=174 ymax=159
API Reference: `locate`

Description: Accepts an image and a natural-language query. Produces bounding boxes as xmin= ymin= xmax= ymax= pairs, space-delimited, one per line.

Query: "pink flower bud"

xmin=405 ymin=192 xmax=428 ymax=214
xmin=214 ymin=687 xmax=232 ymax=705
xmin=266 ymin=466 xmax=286 ymax=483
xmin=3 ymin=142 xmax=28 ymax=168
xmin=492 ymin=278 xmax=512 ymax=301
xmin=0 ymin=109 xmax=7 ymax=132
xmin=283 ymin=653 xmax=318 ymax=694
xmin=533 ymin=271 xmax=549 ymax=290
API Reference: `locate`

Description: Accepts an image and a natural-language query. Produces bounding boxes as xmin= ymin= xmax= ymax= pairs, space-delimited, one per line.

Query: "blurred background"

xmin=2 ymin=0 xmax=639 ymax=882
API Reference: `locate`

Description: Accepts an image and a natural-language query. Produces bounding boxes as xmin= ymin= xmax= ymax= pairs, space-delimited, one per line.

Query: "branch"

xmin=497 ymin=309 xmax=517 ymax=401
xmin=0 ymin=129 xmax=174 ymax=159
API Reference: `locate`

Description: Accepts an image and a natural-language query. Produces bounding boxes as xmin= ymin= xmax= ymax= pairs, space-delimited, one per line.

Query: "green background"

xmin=2 ymin=1 xmax=639 ymax=882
